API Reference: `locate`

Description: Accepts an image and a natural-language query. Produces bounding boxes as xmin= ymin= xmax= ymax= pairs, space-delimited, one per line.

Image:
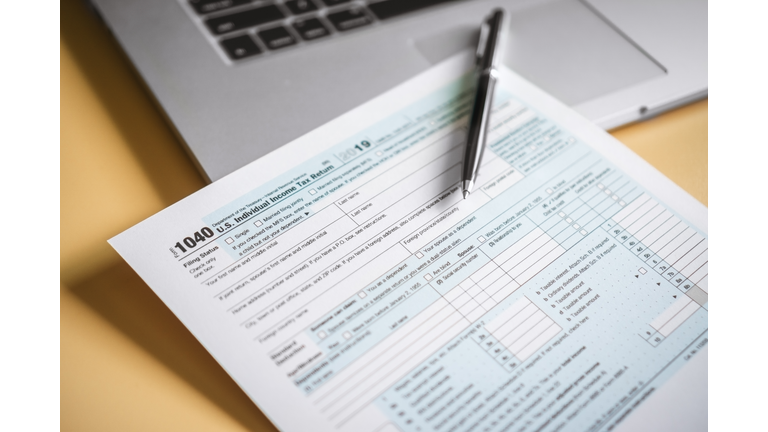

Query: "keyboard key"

xmin=205 ymin=5 xmax=285 ymax=35
xmin=321 ymin=0 xmax=352 ymax=6
xmin=292 ymin=18 xmax=330 ymax=40
xmin=368 ymin=0 xmax=456 ymax=20
xmin=258 ymin=26 xmax=298 ymax=50
xmin=326 ymin=8 xmax=372 ymax=31
xmin=189 ymin=0 xmax=251 ymax=15
xmin=220 ymin=34 xmax=262 ymax=59
xmin=284 ymin=0 xmax=318 ymax=15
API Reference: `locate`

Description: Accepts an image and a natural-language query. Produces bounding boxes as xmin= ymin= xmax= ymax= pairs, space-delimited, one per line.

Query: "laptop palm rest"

xmin=414 ymin=0 xmax=666 ymax=107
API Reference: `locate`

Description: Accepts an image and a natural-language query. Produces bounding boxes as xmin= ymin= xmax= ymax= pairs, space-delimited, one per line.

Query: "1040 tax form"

xmin=110 ymin=52 xmax=708 ymax=432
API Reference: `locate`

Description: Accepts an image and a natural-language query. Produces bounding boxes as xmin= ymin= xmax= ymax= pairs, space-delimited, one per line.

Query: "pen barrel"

xmin=462 ymin=70 xmax=498 ymax=185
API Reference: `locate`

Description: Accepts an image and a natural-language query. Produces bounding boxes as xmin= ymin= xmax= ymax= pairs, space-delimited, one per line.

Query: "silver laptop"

xmin=88 ymin=0 xmax=707 ymax=182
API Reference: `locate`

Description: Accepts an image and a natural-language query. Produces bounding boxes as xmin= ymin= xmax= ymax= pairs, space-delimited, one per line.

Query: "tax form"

xmin=110 ymin=52 xmax=708 ymax=432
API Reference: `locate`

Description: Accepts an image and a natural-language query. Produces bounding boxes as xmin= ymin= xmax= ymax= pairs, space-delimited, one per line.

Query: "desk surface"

xmin=60 ymin=0 xmax=707 ymax=430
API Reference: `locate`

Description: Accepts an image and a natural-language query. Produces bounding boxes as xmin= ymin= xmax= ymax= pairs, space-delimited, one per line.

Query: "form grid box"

xmin=481 ymin=298 xmax=497 ymax=311
xmin=484 ymin=297 xmax=562 ymax=362
xmin=466 ymin=307 xmax=485 ymax=322
xmin=659 ymin=302 xmax=700 ymax=337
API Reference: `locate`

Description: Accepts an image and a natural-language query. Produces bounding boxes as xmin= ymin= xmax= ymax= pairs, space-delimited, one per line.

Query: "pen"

xmin=462 ymin=8 xmax=507 ymax=199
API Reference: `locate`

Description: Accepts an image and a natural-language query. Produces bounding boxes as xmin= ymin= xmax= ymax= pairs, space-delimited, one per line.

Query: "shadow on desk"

xmin=67 ymin=262 xmax=279 ymax=432
xmin=61 ymin=0 xmax=205 ymax=285
xmin=61 ymin=0 xmax=206 ymax=204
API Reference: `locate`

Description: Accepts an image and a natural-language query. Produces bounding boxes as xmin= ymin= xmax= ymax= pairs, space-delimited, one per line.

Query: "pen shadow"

xmin=68 ymin=261 xmax=279 ymax=432
xmin=61 ymin=0 xmax=207 ymax=203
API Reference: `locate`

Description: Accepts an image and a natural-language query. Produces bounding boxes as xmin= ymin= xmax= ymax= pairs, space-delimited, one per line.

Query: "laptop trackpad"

xmin=414 ymin=0 xmax=665 ymax=106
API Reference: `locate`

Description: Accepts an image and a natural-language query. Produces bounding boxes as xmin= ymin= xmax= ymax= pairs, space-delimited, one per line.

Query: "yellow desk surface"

xmin=60 ymin=0 xmax=707 ymax=430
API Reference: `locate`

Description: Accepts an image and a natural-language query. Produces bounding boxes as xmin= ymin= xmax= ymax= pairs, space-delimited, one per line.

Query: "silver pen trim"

xmin=462 ymin=180 xmax=474 ymax=200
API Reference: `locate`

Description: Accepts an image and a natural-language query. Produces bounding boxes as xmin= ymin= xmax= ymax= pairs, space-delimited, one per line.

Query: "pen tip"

xmin=463 ymin=190 xmax=469 ymax=200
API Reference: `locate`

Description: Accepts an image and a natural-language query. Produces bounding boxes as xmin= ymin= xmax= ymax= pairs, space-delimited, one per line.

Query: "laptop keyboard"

xmin=184 ymin=0 xmax=460 ymax=63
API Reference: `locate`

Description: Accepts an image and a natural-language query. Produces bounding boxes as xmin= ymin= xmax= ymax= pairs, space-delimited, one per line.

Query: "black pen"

xmin=462 ymin=8 xmax=507 ymax=199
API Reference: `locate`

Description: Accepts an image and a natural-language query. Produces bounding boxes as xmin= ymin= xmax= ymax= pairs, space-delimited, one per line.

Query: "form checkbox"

xmin=376 ymin=151 xmax=383 ymax=156
xmin=225 ymin=237 xmax=234 ymax=244
xmin=254 ymin=220 xmax=263 ymax=227
xmin=612 ymin=195 xmax=619 ymax=201
xmin=546 ymin=188 xmax=553 ymax=194
xmin=639 ymin=267 xmax=647 ymax=274
xmin=566 ymin=218 xmax=573 ymax=224
xmin=358 ymin=291 xmax=367 ymax=299
xmin=580 ymin=230 xmax=588 ymax=235
xmin=597 ymin=183 xmax=605 ymax=189
xmin=619 ymin=200 xmax=626 ymax=206
xmin=529 ymin=144 xmax=537 ymax=151
xmin=604 ymin=189 xmax=612 ymax=195
xmin=424 ymin=274 xmax=433 ymax=281
xmin=343 ymin=331 xmax=352 ymax=340
xmin=559 ymin=212 xmax=566 ymax=218
xmin=477 ymin=236 xmax=486 ymax=243
xmin=318 ymin=331 xmax=327 ymax=339
xmin=415 ymin=251 xmax=424 ymax=259
xmin=309 ymin=189 xmax=317 ymax=195
xmin=573 ymin=224 xmax=580 ymax=229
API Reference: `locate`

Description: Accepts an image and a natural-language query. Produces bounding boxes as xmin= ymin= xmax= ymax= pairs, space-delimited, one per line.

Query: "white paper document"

xmin=110 ymin=53 xmax=708 ymax=432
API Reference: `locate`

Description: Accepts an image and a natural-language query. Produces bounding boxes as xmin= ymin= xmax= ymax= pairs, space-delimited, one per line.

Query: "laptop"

xmin=88 ymin=0 xmax=707 ymax=183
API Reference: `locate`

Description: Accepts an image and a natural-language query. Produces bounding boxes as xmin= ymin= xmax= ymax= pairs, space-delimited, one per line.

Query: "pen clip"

xmin=475 ymin=21 xmax=490 ymax=65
